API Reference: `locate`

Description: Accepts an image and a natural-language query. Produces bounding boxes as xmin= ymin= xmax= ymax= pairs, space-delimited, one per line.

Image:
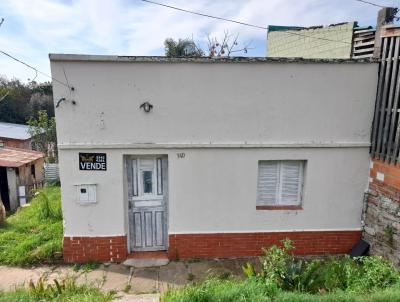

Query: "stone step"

xmin=123 ymin=258 xmax=169 ymax=268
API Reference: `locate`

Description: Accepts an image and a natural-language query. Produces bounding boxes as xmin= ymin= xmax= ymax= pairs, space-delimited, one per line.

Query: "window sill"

xmin=256 ymin=205 xmax=303 ymax=210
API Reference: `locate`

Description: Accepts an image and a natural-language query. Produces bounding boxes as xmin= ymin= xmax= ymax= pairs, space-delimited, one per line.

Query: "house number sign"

xmin=79 ymin=153 xmax=107 ymax=171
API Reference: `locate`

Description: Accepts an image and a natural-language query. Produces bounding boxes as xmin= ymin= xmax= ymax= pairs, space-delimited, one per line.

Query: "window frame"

xmin=256 ymin=160 xmax=305 ymax=210
xmin=130 ymin=157 xmax=164 ymax=201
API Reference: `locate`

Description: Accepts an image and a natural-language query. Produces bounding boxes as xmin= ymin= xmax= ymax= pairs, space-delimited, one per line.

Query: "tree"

xmin=164 ymin=31 xmax=252 ymax=58
xmin=0 ymin=77 xmax=54 ymax=124
xmin=164 ymin=38 xmax=204 ymax=57
xmin=207 ymin=31 xmax=252 ymax=57
xmin=27 ymin=110 xmax=58 ymax=163
xmin=0 ymin=77 xmax=32 ymax=123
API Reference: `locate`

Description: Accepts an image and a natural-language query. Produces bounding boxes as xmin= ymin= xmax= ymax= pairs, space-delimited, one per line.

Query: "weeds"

xmin=162 ymin=240 xmax=400 ymax=302
xmin=0 ymin=186 xmax=63 ymax=266
xmin=241 ymin=239 xmax=400 ymax=294
xmin=0 ymin=276 xmax=115 ymax=302
xmin=72 ymin=261 xmax=101 ymax=273
xmin=123 ymin=284 xmax=131 ymax=293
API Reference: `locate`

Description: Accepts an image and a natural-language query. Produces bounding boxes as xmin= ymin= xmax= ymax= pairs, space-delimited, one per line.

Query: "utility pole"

xmin=373 ymin=7 xmax=398 ymax=58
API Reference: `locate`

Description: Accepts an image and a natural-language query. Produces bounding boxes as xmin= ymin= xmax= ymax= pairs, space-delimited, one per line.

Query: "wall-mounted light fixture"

xmin=140 ymin=101 xmax=153 ymax=113
xmin=56 ymin=97 xmax=77 ymax=108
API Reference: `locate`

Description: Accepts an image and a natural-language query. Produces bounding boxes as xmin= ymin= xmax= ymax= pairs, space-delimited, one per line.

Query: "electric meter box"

xmin=76 ymin=184 xmax=97 ymax=203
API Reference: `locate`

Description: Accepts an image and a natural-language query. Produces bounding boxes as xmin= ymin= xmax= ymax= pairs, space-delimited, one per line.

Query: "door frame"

xmin=125 ymin=155 xmax=169 ymax=253
xmin=0 ymin=167 xmax=10 ymax=211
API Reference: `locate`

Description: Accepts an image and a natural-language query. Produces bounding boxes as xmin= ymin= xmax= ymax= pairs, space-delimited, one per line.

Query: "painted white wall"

xmin=59 ymin=147 xmax=369 ymax=236
xmin=49 ymin=56 xmax=377 ymax=237
xmin=50 ymin=58 xmax=377 ymax=146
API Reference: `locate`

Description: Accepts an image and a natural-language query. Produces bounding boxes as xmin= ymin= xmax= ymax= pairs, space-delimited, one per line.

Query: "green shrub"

xmin=244 ymin=239 xmax=399 ymax=294
xmin=349 ymin=256 xmax=399 ymax=292
xmin=260 ymin=239 xmax=294 ymax=286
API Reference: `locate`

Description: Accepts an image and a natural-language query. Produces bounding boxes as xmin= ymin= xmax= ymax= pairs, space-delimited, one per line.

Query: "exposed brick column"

xmin=63 ymin=236 xmax=127 ymax=263
xmin=365 ymin=159 xmax=400 ymax=266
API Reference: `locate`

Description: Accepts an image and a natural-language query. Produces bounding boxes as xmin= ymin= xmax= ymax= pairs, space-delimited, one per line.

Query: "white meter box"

xmin=76 ymin=184 xmax=97 ymax=203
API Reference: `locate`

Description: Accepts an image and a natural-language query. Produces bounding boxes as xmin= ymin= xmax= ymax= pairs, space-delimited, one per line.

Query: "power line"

xmin=281 ymin=29 xmax=351 ymax=44
xmin=141 ymin=0 xmax=351 ymax=45
xmin=354 ymin=0 xmax=386 ymax=8
xmin=0 ymin=17 xmax=70 ymax=87
xmin=142 ymin=0 xmax=268 ymax=30
xmin=0 ymin=49 xmax=70 ymax=87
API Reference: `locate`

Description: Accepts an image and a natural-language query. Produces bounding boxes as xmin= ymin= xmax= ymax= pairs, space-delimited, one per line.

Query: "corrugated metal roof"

xmin=0 ymin=122 xmax=31 ymax=140
xmin=0 ymin=147 xmax=43 ymax=167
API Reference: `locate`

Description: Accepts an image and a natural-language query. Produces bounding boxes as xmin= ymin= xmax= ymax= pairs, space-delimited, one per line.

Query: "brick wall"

xmin=0 ymin=137 xmax=31 ymax=149
xmin=168 ymin=231 xmax=361 ymax=260
xmin=63 ymin=231 xmax=360 ymax=263
xmin=63 ymin=236 xmax=127 ymax=263
xmin=364 ymin=159 xmax=400 ymax=266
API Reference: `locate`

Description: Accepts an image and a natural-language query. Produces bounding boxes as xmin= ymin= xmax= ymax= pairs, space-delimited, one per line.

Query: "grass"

xmin=0 ymin=277 xmax=115 ymax=302
xmin=0 ymin=186 xmax=63 ymax=266
xmin=162 ymin=278 xmax=400 ymax=302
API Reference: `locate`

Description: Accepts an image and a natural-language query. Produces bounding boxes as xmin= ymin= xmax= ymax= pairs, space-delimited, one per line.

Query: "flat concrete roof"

xmin=49 ymin=54 xmax=376 ymax=64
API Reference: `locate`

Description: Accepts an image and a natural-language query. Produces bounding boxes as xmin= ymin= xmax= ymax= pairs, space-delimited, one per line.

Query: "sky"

xmin=0 ymin=0 xmax=399 ymax=83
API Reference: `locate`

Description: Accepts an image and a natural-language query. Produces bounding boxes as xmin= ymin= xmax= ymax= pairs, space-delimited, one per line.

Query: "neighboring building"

xmin=0 ymin=122 xmax=45 ymax=211
xmin=267 ymin=7 xmax=399 ymax=60
xmin=0 ymin=122 xmax=34 ymax=149
xmin=352 ymin=26 xmax=376 ymax=59
xmin=267 ymin=22 xmax=356 ymax=59
xmin=267 ymin=22 xmax=376 ymax=59
xmin=0 ymin=145 xmax=44 ymax=211
xmin=50 ymin=54 xmax=377 ymax=263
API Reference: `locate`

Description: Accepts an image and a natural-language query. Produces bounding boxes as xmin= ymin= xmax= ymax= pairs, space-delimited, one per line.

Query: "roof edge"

xmin=49 ymin=54 xmax=377 ymax=64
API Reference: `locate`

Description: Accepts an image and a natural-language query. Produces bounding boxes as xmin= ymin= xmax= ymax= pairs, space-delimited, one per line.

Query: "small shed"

xmin=0 ymin=122 xmax=33 ymax=149
xmin=0 ymin=146 xmax=44 ymax=211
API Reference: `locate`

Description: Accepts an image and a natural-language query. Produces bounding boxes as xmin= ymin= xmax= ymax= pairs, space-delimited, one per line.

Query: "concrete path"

xmin=0 ymin=258 xmax=260 ymax=301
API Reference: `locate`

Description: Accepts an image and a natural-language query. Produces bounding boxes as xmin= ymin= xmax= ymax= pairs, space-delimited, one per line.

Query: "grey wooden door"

xmin=127 ymin=156 xmax=168 ymax=251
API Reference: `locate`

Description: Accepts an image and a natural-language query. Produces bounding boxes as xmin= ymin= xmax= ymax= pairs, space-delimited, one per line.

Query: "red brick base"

xmin=63 ymin=231 xmax=361 ymax=263
xmin=167 ymin=231 xmax=361 ymax=260
xmin=63 ymin=236 xmax=127 ymax=263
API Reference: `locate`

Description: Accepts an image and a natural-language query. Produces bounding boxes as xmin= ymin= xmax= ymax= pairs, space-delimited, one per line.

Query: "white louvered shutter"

xmin=279 ymin=161 xmax=303 ymax=205
xmin=257 ymin=161 xmax=279 ymax=205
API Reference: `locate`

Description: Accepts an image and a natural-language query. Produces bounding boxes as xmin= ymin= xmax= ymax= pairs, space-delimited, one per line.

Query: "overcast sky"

xmin=0 ymin=0 xmax=399 ymax=82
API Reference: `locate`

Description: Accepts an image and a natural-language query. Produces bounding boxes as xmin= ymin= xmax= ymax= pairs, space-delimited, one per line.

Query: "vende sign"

xmin=79 ymin=153 xmax=107 ymax=171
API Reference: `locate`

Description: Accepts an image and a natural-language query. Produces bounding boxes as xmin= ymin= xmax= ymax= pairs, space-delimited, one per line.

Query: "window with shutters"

xmin=257 ymin=160 xmax=305 ymax=209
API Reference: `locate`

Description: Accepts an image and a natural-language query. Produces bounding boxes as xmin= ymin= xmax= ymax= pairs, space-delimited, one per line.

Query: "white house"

xmin=49 ymin=55 xmax=377 ymax=263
